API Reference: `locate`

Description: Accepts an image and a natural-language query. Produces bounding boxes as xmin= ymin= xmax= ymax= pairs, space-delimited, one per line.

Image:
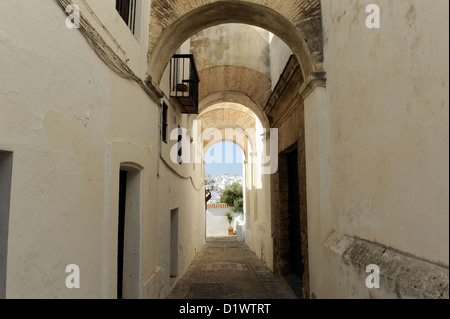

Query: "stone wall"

xmin=267 ymin=56 xmax=310 ymax=297
xmin=324 ymin=233 xmax=449 ymax=299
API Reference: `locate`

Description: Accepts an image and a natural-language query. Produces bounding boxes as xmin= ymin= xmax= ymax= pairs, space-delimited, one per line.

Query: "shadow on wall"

xmin=206 ymin=204 xmax=245 ymax=240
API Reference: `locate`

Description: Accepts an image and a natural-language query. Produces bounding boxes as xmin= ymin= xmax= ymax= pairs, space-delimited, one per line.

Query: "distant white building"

xmin=206 ymin=174 xmax=243 ymax=203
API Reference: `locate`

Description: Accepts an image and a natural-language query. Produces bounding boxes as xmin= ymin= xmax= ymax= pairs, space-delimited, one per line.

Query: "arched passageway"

xmin=198 ymin=102 xmax=269 ymax=250
xmin=204 ymin=142 xmax=246 ymax=238
xmin=154 ymin=1 xmax=326 ymax=299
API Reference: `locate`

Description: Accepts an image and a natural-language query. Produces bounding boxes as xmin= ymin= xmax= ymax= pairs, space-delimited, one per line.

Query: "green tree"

xmin=220 ymin=182 xmax=244 ymax=213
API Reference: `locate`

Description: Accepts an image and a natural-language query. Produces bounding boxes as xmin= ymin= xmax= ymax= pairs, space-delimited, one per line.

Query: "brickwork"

xmin=269 ymin=58 xmax=310 ymax=298
xmin=147 ymin=0 xmax=323 ymax=85
xmin=199 ymin=66 xmax=272 ymax=110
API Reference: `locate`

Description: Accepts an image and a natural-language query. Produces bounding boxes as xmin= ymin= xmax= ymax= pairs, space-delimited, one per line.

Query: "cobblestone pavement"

xmin=167 ymin=237 xmax=297 ymax=299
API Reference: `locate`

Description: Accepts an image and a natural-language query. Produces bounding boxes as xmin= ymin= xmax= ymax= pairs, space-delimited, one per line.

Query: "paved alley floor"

xmin=166 ymin=237 xmax=297 ymax=299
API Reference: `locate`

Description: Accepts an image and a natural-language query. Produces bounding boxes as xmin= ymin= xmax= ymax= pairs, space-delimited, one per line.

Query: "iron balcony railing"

xmin=170 ymin=54 xmax=200 ymax=114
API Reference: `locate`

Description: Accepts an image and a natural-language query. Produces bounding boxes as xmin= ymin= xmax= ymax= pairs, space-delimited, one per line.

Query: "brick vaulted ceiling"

xmin=198 ymin=104 xmax=256 ymax=132
xmin=198 ymin=66 xmax=272 ymax=110
xmin=198 ymin=104 xmax=257 ymax=153
xmin=147 ymin=0 xmax=323 ymax=87
xmin=187 ymin=23 xmax=274 ymax=130
xmin=147 ymin=1 xmax=324 ymax=133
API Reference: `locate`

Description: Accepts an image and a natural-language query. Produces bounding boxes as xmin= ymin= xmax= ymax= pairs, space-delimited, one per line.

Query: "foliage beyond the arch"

xmin=220 ymin=182 xmax=244 ymax=213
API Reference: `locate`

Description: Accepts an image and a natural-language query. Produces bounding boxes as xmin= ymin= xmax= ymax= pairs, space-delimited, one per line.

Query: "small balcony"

xmin=170 ymin=54 xmax=200 ymax=114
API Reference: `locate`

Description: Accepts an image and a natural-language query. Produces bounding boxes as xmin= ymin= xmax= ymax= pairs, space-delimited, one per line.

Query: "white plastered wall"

xmin=305 ymin=0 xmax=449 ymax=298
xmin=0 ymin=0 xmax=205 ymax=299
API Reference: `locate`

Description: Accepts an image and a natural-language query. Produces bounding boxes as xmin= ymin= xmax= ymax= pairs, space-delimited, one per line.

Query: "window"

xmin=162 ymin=103 xmax=168 ymax=143
xmin=116 ymin=0 xmax=141 ymax=37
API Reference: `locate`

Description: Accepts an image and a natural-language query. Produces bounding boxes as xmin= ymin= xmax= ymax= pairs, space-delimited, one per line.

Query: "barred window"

xmin=116 ymin=0 xmax=137 ymax=35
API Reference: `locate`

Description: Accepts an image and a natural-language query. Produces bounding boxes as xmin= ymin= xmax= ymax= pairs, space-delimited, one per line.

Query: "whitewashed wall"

xmin=206 ymin=207 xmax=244 ymax=238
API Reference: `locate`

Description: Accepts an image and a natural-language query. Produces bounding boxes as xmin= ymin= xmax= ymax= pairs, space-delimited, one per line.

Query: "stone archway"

xmin=199 ymin=94 xmax=270 ymax=129
xmin=199 ymin=103 xmax=259 ymax=157
xmin=147 ymin=0 xmax=323 ymax=87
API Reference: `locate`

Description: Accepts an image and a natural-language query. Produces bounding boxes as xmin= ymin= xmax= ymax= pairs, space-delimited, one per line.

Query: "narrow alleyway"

xmin=166 ymin=237 xmax=297 ymax=299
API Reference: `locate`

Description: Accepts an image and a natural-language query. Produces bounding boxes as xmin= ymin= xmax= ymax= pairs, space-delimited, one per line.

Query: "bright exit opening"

xmin=205 ymin=142 xmax=246 ymax=240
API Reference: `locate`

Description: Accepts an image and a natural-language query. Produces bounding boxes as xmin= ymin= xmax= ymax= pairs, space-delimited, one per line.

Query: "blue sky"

xmin=205 ymin=142 xmax=243 ymax=176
